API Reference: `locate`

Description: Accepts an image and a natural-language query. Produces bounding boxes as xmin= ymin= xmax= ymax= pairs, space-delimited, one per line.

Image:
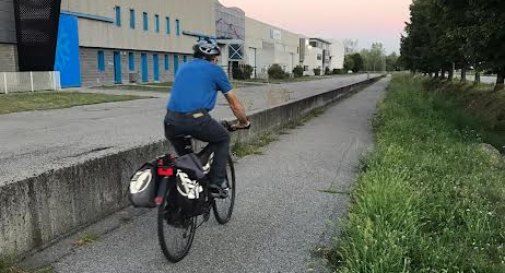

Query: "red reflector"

xmin=157 ymin=167 xmax=173 ymax=177
xmin=154 ymin=196 xmax=164 ymax=205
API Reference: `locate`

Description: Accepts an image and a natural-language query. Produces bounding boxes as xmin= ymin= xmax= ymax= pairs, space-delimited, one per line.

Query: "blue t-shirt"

xmin=167 ymin=59 xmax=232 ymax=113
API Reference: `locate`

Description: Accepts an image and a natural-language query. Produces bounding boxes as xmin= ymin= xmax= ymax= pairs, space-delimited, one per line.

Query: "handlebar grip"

xmin=221 ymin=120 xmax=251 ymax=132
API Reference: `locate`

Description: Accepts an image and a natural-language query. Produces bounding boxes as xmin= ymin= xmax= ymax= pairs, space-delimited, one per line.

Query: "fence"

xmin=0 ymin=71 xmax=61 ymax=94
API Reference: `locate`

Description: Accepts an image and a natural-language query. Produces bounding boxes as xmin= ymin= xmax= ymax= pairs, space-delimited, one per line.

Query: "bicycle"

xmin=153 ymin=121 xmax=250 ymax=263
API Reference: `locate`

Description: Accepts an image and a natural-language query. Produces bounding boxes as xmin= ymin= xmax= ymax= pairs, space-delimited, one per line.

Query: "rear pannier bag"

xmin=129 ymin=162 xmax=157 ymax=208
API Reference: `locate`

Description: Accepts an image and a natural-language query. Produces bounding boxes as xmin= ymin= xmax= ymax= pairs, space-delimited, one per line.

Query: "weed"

xmin=330 ymin=74 xmax=505 ymax=272
xmin=74 ymin=233 xmax=99 ymax=247
xmin=232 ymin=133 xmax=278 ymax=157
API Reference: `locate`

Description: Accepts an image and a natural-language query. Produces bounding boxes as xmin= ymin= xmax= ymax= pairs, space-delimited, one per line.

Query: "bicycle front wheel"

xmin=212 ymin=155 xmax=236 ymax=224
xmin=157 ymin=187 xmax=197 ymax=263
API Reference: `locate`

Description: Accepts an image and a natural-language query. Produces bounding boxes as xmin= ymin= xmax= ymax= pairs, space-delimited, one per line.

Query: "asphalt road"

xmin=21 ymin=78 xmax=389 ymax=273
xmin=0 ymin=74 xmax=379 ymax=186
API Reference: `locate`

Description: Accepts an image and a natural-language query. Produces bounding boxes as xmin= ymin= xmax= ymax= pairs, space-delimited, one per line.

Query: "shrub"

xmin=232 ymin=64 xmax=253 ymax=80
xmin=268 ymin=64 xmax=287 ymax=79
xmin=325 ymin=67 xmax=331 ymax=75
xmin=332 ymin=69 xmax=343 ymax=74
xmin=313 ymin=68 xmax=321 ymax=76
xmin=293 ymin=65 xmax=304 ymax=78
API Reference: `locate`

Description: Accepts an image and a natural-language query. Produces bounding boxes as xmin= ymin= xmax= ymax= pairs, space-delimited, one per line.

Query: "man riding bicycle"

xmin=164 ymin=38 xmax=250 ymax=198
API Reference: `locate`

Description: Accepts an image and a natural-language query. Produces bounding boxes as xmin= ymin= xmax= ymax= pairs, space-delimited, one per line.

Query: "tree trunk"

xmin=474 ymin=71 xmax=481 ymax=84
xmin=429 ymin=72 xmax=433 ymax=78
xmin=448 ymin=68 xmax=454 ymax=81
xmin=434 ymin=71 xmax=439 ymax=78
xmin=441 ymin=70 xmax=446 ymax=79
xmin=495 ymin=71 xmax=505 ymax=92
xmin=460 ymin=68 xmax=467 ymax=83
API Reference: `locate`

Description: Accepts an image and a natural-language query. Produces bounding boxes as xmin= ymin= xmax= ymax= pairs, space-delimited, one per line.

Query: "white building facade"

xmin=300 ymin=37 xmax=344 ymax=75
xmin=245 ymin=17 xmax=300 ymax=78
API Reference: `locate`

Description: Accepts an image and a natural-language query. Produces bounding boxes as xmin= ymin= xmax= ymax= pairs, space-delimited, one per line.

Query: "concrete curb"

xmin=0 ymin=75 xmax=384 ymax=260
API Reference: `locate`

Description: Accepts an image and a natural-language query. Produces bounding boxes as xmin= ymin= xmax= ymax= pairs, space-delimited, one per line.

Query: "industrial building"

xmin=59 ymin=0 xmax=217 ymax=87
xmin=245 ymin=17 xmax=300 ymax=78
xmin=1 ymin=0 xmax=344 ymax=87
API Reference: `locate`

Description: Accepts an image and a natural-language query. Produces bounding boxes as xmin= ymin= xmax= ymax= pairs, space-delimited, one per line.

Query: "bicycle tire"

xmin=212 ymin=154 xmax=236 ymax=224
xmin=157 ymin=186 xmax=197 ymax=263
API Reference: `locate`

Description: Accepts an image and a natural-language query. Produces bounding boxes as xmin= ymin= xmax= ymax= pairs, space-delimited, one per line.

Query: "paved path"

xmin=0 ymin=74 xmax=378 ymax=186
xmin=22 ymin=78 xmax=389 ymax=273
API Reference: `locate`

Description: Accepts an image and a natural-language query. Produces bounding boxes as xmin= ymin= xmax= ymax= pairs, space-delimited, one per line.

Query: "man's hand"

xmin=224 ymin=91 xmax=249 ymax=125
xmin=231 ymin=120 xmax=251 ymax=130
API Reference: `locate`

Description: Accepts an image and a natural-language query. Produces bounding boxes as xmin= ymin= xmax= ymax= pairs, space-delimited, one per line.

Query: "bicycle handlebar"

xmin=221 ymin=120 xmax=251 ymax=132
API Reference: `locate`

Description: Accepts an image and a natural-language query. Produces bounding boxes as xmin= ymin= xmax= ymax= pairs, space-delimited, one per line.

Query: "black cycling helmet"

xmin=193 ymin=38 xmax=221 ymax=59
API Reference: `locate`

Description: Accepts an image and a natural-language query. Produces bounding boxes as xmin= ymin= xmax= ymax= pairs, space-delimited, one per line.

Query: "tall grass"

xmin=330 ymin=74 xmax=505 ymax=272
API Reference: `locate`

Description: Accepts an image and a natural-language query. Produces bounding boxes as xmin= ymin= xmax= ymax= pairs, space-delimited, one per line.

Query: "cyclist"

xmin=164 ymin=38 xmax=250 ymax=198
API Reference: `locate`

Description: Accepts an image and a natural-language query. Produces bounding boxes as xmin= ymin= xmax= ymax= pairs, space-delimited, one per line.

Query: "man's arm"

xmin=224 ymin=91 xmax=249 ymax=127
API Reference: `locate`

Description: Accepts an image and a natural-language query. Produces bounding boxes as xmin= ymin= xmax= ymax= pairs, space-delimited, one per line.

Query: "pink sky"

xmin=219 ymin=0 xmax=412 ymax=53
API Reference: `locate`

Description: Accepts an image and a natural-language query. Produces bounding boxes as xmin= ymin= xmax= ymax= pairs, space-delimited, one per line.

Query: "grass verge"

xmin=232 ymin=133 xmax=278 ymax=157
xmin=97 ymin=84 xmax=170 ymax=92
xmin=329 ymin=74 xmax=505 ymax=272
xmin=426 ymin=79 xmax=505 ymax=153
xmin=0 ymin=259 xmax=53 ymax=273
xmin=73 ymin=233 xmax=100 ymax=247
xmin=0 ymin=92 xmax=142 ymax=115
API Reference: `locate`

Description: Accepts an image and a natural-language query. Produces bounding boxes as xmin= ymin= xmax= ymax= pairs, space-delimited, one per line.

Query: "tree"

xmin=350 ymin=53 xmax=364 ymax=72
xmin=361 ymin=43 xmax=386 ymax=71
xmin=467 ymin=0 xmax=505 ymax=90
xmin=401 ymin=0 xmax=505 ymax=90
xmin=343 ymin=55 xmax=354 ymax=72
xmin=386 ymin=52 xmax=400 ymax=71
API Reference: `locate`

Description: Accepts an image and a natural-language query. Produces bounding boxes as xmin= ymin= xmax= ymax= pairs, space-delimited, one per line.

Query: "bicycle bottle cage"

xmin=175 ymin=154 xmax=205 ymax=180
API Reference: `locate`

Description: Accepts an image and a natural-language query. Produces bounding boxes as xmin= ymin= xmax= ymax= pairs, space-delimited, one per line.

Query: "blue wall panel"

xmin=55 ymin=14 xmax=81 ymax=88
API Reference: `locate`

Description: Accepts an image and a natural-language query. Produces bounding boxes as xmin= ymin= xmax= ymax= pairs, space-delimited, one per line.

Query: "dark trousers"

xmin=164 ymin=111 xmax=230 ymax=185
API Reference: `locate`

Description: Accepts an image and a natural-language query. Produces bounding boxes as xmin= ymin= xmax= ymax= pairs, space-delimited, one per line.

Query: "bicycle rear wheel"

xmin=157 ymin=187 xmax=197 ymax=263
xmin=212 ymin=155 xmax=236 ymax=224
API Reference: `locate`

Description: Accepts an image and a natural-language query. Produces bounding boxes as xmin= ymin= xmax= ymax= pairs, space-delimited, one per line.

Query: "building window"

xmin=114 ymin=6 xmax=121 ymax=26
xmin=165 ymin=17 xmax=170 ymax=34
xmin=97 ymin=51 xmax=105 ymax=71
xmin=129 ymin=9 xmax=135 ymax=29
xmin=164 ymin=54 xmax=169 ymax=70
xmin=183 ymin=56 xmax=187 ymax=63
xmin=176 ymin=19 xmax=180 ymax=36
xmin=154 ymin=14 xmax=160 ymax=33
xmin=143 ymin=12 xmax=148 ymax=31
xmin=317 ymin=54 xmax=322 ymax=60
xmin=129 ymin=52 xmax=135 ymax=71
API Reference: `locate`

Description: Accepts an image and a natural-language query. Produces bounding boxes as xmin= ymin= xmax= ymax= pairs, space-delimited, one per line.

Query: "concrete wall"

xmin=0 ymin=43 xmax=17 ymax=71
xmin=245 ymin=17 xmax=300 ymax=77
xmin=0 ymin=75 xmax=383 ymax=259
xmin=61 ymin=0 xmax=215 ymax=54
xmin=0 ymin=0 xmax=17 ymax=71
xmin=0 ymin=0 xmax=16 ymax=44
xmin=79 ymin=47 xmax=187 ymax=86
